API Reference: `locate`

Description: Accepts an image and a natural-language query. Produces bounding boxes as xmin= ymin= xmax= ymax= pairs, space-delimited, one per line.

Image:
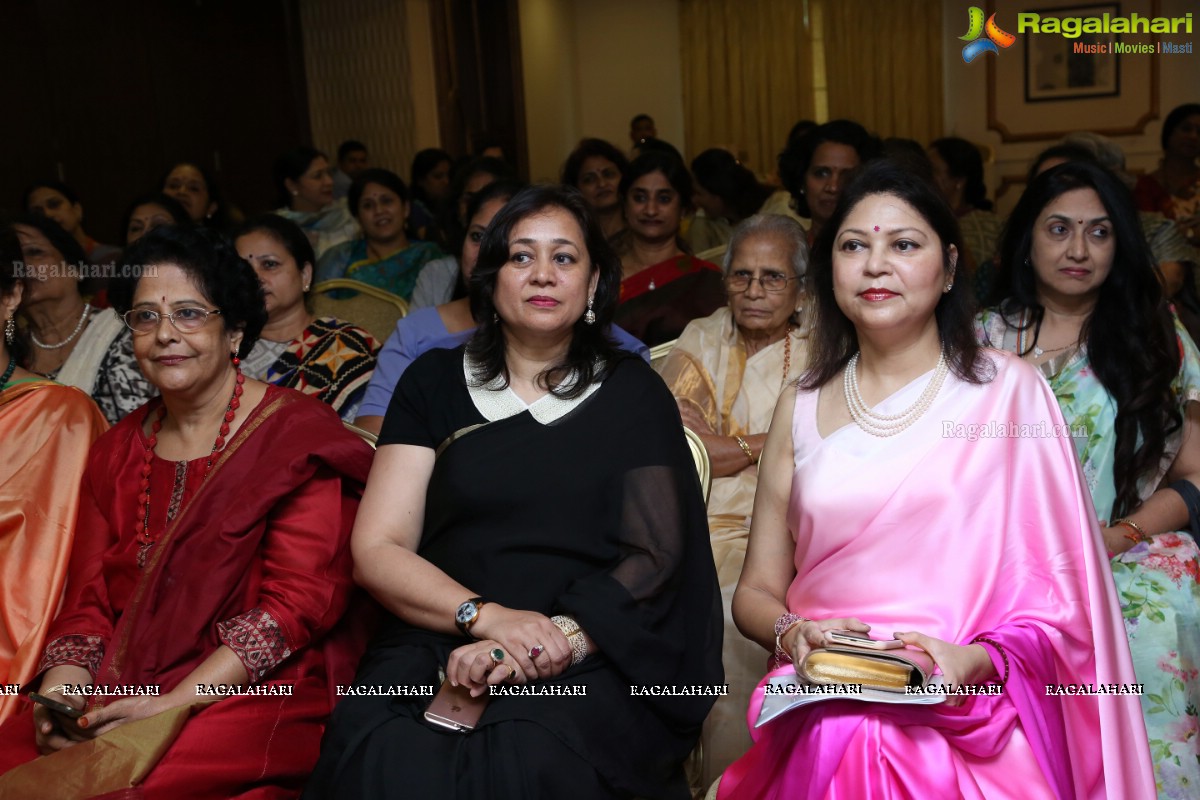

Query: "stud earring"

xmin=944 ymin=282 xmax=953 ymax=293
xmin=584 ymin=297 xmax=596 ymax=325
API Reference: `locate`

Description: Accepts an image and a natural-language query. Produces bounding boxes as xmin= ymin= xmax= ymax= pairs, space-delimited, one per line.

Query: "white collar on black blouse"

xmin=463 ymin=352 xmax=602 ymax=424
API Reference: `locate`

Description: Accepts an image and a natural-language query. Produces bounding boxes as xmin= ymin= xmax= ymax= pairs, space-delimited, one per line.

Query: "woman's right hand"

xmin=470 ymin=606 xmax=572 ymax=684
xmin=32 ymin=666 xmax=93 ymax=754
xmin=784 ymin=617 xmax=871 ymax=667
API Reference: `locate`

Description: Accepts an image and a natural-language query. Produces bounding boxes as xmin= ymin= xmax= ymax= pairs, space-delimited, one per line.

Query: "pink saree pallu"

xmin=719 ymin=350 xmax=1154 ymax=799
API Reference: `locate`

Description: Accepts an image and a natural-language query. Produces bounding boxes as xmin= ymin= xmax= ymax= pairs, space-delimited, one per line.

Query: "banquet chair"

xmin=649 ymin=338 xmax=678 ymax=370
xmin=343 ymin=421 xmax=378 ymax=450
xmin=683 ymin=426 xmax=711 ymax=504
xmin=311 ymin=279 xmax=409 ymax=343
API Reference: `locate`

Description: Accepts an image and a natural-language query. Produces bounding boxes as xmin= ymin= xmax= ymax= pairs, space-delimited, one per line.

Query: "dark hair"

xmin=690 ymin=149 xmax=774 ymax=221
xmin=620 ymin=151 xmax=693 ymax=208
xmin=1 ymin=227 xmax=29 ymax=365
xmin=273 ymin=146 xmax=327 ymax=208
xmin=1025 ymin=144 xmax=1099 ymax=185
xmin=560 ymin=139 xmax=630 ymax=187
xmin=120 ymin=192 xmax=190 ymax=245
xmin=785 ymin=120 xmax=817 ymax=150
xmin=411 ymin=148 xmax=452 ymax=203
xmin=118 ymin=225 xmax=267 ymax=359
xmin=337 ymin=139 xmax=368 ymax=162
xmin=630 ymin=114 xmax=654 ymax=128
xmin=348 ymin=168 xmax=410 ymax=217
xmin=11 ymin=213 xmax=89 ymax=272
xmin=160 ymin=162 xmax=231 ymax=231
xmin=22 ymin=179 xmax=81 ymax=211
xmin=439 ymin=156 xmax=518 ymax=251
xmin=464 ymin=179 xmax=526 ymax=237
xmin=467 ymin=184 xmax=623 ymax=399
xmin=929 ymin=137 xmax=992 ymax=212
xmin=802 ymin=159 xmax=989 ymax=391
xmin=778 ymin=119 xmax=882 ymax=218
xmin=631 ymin=137 xmax=683 ymax=163
xmin=1161 ymin=103 xmax=1200 ymax=151
xmin=232 ymin=214 xmax=317 ymax=270
xmin=992 ymin=161 xmax=1177 ymax=517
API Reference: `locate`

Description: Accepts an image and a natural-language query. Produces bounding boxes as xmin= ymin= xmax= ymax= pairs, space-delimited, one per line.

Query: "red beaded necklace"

xmin=135 ymin=358 xmax=245 ymax=568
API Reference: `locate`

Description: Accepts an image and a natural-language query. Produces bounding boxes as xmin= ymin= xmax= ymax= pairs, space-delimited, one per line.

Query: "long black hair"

xmin=691 ymin=149 xmax=774 ymax=221
xmin=801 ymin=159 xmax=990 ymax=390
xmin=467 ymin=185 xmax=623 ymax=399
xmin=992 ymin=161 xmax=1179 ymax=518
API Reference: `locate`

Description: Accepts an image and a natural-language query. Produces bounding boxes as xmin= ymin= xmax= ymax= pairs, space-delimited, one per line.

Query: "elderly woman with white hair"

xmin=656 ymin=213 xmax=811 ymax=788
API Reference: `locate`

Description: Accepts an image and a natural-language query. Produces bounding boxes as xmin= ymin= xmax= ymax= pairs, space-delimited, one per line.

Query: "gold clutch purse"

xmin=798 ymin=646 xmax=934 ymax=693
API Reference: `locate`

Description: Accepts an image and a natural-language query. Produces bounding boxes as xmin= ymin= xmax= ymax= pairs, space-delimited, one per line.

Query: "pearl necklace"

xmin=30 ymin=303 xmax=92 ymax=350
xmin=843 ymin=348 xmax=948 ymax=437
xmin=135 ymin=362 xmax=245 ymax=568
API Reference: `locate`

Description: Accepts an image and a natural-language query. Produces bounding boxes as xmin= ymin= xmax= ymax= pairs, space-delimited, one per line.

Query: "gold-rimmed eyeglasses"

xmin=123 ymin=307 xmax=222 ymax=334
xmin=724 ymin=272 xmax=797 ymax=294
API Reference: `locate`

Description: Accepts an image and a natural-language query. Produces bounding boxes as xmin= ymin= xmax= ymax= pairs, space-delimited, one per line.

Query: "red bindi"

xmin=873 ymin=225 xmax=880 ymax=232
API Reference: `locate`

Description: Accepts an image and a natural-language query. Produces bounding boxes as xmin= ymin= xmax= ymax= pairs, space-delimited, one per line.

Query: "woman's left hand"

xmin=77 ymin=694 xmax=171 ymax=737
xmin=893 ymin=630 xmax=997 ymax=707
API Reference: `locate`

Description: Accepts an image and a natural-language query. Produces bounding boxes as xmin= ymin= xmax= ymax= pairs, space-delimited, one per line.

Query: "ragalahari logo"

xmin=960 ymin=6 xmax=1017 ymax=62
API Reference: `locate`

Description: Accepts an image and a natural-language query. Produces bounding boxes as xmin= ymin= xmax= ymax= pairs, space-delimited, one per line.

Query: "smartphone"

xmin=827 ymin=630 xmax=904 ymax=650
xmin=28 ymin=692 xmax=84 ymax=719
xmin=424 ymin=681 xmax=489 ymax=732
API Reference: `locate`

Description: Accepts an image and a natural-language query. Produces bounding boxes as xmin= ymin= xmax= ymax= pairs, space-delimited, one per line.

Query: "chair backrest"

xmin=682 ymin=426 xmax=711 ymax=503
xmin=310 ymin=279 xmax=409 ymax=343
xmin=649 ymin=338 xmax=678 ymax=370
xmin=343 ymin=420 xmax=378 ymax=449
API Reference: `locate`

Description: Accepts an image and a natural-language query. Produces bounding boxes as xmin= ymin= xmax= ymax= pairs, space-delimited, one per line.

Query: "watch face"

xmin=456 ymin=601 xmax=478 ymax=625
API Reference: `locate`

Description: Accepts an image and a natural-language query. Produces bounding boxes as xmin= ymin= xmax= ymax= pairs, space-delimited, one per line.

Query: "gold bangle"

xmin=734 ymin=435 xmax=755 ymax=465
xmin=1114 ymin=518 xmax=1150 ymax=544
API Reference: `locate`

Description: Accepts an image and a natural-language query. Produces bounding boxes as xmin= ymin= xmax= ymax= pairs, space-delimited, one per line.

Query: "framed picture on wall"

xmin=1024 ymin=3 xmax=1120 ymax=102
xmin=987 ymin=0 xmax=1160 ymax=141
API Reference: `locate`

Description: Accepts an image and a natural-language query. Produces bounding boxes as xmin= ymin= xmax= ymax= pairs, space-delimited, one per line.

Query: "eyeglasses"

xmin=724 ymin=272 xmax=797 ymax=293
xmin=579 ymin=167 xmax=620 ymax=187
xmin=123 ymin=307 xmax=222 ymax=333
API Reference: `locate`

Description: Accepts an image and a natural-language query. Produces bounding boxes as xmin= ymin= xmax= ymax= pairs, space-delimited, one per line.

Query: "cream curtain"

xmin=679 ymin=0 xmax=816 ymax=176
xmin=822 ymin=0 xmax=943 ymax=143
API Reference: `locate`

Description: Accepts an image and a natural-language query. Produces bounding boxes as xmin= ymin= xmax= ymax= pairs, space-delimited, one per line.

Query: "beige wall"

xmin=300 ymin=0 xmax=440 ymax=179
xmin=941 ymin=0 xmax=1200 ymax=216
xmin=519 ymin=0 xmax=687 ymax=182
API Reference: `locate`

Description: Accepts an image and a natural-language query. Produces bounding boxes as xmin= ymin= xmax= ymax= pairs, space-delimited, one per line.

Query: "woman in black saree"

xmin=304 ymin=185 xmax=722 ymax=799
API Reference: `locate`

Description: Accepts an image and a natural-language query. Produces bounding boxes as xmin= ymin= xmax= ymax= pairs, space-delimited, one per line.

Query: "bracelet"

xmin=40 ymin=684 xmax=72 ymax=696
xmin=971 ymin=636 xmax=1010 ymax=686
xmin=550 ymin=615 xmax=588 ymax=666
xmin=734 ymin=435 xmax=756 ymax=466
xmin=773 ymin=613 xmax=810 ymax=668
xmin=1113 ymin=518 xmax=1151 ymax=545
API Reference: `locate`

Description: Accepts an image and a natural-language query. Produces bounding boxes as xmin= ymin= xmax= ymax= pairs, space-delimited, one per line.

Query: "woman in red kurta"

xmin=0 ymin=226 xmax=373 ymax=800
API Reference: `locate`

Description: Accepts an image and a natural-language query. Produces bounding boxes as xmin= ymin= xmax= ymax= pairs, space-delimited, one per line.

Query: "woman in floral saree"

xmin=978 ymin=161 xmax=1200 ymax=798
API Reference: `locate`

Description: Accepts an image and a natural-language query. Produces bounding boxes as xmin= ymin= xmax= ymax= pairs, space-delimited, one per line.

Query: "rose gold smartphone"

xmin=424 ymin=681 xmax=489 ymax=732
xmin=828 ymin=630 xmax=904 ymax=650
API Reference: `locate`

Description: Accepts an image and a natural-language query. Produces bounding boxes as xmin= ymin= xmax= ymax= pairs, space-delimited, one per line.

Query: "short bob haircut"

xmin=273 ymin=146 xmax=327 ymax=209
xmin=1160 ymin=103 xmax=1200 ymax=151
xmin=467 ymin=184 xmax=624 ymax=399
xmin=691 ymin=148 xmax=774 ymax=221
xmin=801 ymin=159 xmax=989 ymax=390
xmin=560 ymin=138 xmax=630 ymax=188
xmin=992 ymin=160 xmax=1177 ymax=518
xmin=778 ymin=119 xmax=882 ymax=218
xmin=118 ymin=225 xmax=267 ymax=359
xmin=348 ymin=168 xmax=410 ymax=218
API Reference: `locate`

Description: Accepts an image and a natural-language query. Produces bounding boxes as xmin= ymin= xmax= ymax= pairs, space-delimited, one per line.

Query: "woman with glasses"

xmin=656 ymin=213 xmax=810 ymax=789
xmin=0 ymin=225 xmax=373 ymax=798
xmin=561 ymin=138 xmax=630 ymax=239
xmin=8 ymin=216 xmax=154 ymax=424
xmin=612 ymin=151 xmax=726 ymax=347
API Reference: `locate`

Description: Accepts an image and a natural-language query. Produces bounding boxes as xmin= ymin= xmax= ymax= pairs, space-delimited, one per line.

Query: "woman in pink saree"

xmin=717 ymin=161 xmax=1154 ymax=799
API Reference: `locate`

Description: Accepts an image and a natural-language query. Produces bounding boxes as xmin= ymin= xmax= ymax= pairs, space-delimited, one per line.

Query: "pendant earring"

xmin=4 ymin=315 xmax=14 ymax=345
xmin=584 ymin=297 xmax=596 ymax=325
